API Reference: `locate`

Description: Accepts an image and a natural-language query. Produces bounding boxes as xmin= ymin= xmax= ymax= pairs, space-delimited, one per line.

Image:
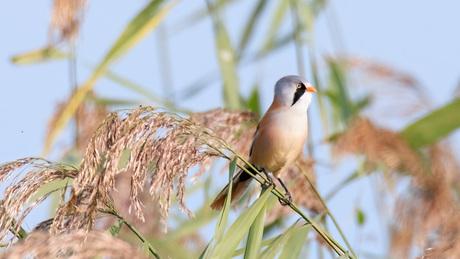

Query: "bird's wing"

xmin=249 ymin=124 xmax=260 ymax=157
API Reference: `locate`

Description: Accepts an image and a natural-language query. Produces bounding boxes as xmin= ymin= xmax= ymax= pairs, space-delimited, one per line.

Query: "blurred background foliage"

xmin=2 ymin=0 xmax=460 ymax=258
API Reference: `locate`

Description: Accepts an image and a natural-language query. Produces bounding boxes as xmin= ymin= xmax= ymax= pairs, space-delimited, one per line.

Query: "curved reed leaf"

xmin=210 ymin=186 xmax=272 ymax=259
xmin=11 ymin=47 xmax=68 ymax=65
xmin=214 ymin=157 xmax=236 ymax=245
xmin=206 ymin=0 xmax=241 ymax=110
xmin=259 ymin=219 xmax=299 ymax=259
xmin=400 ymin=98 xmax=460 ymax=148
xmin=236 ymin=0 xmax=268 ymax=60
xmin=243 ymin=189 xmax=267 ymax=259
xmin=279 ymin=224 xmax=312 ymax=258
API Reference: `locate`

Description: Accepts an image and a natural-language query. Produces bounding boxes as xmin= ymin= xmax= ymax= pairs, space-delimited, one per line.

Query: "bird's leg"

xmin=260 ymin=168 xmax=275 ymax=189
xmin=276 ymin=177 xmax=292 ymax=206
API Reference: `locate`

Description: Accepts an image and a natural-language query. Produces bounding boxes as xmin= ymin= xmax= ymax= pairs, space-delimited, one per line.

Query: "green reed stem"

xmin=296 ymin=161 xmax=357 ymax=258
xmin=103 ymin=205 xmax=161 ymax=259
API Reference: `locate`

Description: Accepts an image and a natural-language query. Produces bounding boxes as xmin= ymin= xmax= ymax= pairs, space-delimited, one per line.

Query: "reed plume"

xmin=336 ymin=117 xmax=460 ymax=257
xmin=0 ymin=158 xmax=77 ymax=244
xmin=49 ymin=106 xmax=257 ymax=233
xmin=50 ymin=0 xmax=88 ymax=43
xmin=0 ymin=230 xmax=147 ymax=259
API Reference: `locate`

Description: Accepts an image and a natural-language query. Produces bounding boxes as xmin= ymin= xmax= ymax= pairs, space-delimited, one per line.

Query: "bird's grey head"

xmin=274 ymin=75 xmax=316 ymax=109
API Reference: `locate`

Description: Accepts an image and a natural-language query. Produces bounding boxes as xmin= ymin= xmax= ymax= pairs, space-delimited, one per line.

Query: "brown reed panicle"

xmin=335 ymin=118 xmax=425 ymax=176
xmin=50 ymin=0 xmax=88 ymax=43
xmin=344 ymin=57 xmax=430 ymax=122
xmin=51 ymin=106 xmax=251 ymax=233
xmin=189 ymin=108 xmax=258 ymax=177
xmin=335 ymin=118 xmax=460 ymax=257
xmin=391 ymin=145 xmax=460 ymax=258
xmin=0 ymin=158 xmax=77 ymax=244
xmin=100 ymin=170 xmax=164 ymax=236
xmin=75 ymin=100 xmax=110 ymax=152
xmin=98 ymin=108 xmax=257 ymax=239
xmin=346 ymin=57 xmax=420 ymax=88
xmin=0 ymin=230 xmax=148 ymax=259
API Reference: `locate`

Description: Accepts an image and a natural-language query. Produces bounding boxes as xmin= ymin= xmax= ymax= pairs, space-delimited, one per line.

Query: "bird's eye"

xmin=296 ymin=84 xmax=302 ymax=89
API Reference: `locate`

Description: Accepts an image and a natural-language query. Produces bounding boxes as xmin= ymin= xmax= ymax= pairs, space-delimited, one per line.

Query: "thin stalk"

xmin=156 ymin=25 xmax=174 ymax=102
xmin=325 ymin=2 xmax=346 ymax=53
xmin=102 ymin=205 xmax=161 ymax=259
xmin=289 ymin=0 xmax=305 ymax=77
xmin=69 ymin=44 xmax=79 ymax=150
xmin=296 ymin=161 xmax=357 ymax=258
xmin=10 ymin=219 xmax=28 ymax=240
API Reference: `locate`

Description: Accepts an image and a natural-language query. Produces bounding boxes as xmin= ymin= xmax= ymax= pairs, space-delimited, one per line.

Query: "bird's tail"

xmin=210 ymin=167 xmax=255 ymax=210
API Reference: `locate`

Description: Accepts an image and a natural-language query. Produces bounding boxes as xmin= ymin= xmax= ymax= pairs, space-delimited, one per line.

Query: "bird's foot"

xmin=260 ymin=168 xmax=275 ymax=189
xmin=276 ymin=177 xmax=292 ymax=206
xmin=278 ymin=192 xmax=292 ymax=206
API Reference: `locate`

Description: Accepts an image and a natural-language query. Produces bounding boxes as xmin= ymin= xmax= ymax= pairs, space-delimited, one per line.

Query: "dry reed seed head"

xmin=390 ymin=144 xmax=460 ymax=257
xmin=0 ymin=230 xmax=148 ymax=259
xmin=346 ymin=57 xmax=420 ymax=89
xmin=342 ymin=57 xmax=429 ymax=124
xmin=76 ymin=100 xmax=111 ymax=152
xmin=337 ymin=119 xmax=460 ymax=256
xmin=190 ymin=108 xmax=258 ymax=179
xmin=189 ymin=108 xmax=258 ymax=143
xmin=334 ymin=118 xmax=425 ymax=176
xmin=50 ymin=0 xmax=88 ymax=43
xmin=0 ymin=158 xmax=77 ymax=244
xmin=47 ymin=100 xmax=110 ymax=160
xmin=53 ymin=106 xmax=231 ymax=233
xmin=101 ymin=171 xmax=164 ymax=236
xmin=32 ymin=218 xmax=55 ymax=232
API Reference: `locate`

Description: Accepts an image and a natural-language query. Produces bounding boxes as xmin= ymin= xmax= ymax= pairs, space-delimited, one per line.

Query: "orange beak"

xmin=306 ymin=85 xmax=317 ymax=93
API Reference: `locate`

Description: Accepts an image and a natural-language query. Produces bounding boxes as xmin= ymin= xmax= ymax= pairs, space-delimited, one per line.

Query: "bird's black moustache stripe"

xmin=292 ymin=83 xmax=306 ymax=106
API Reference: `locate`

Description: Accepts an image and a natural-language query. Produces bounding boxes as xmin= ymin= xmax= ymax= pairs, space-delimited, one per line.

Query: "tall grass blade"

xmin=337 ymin=252 xmax=351 ymax=259
xmin=259 ymin=219 xmax=300 ymax=259
xmin=325 ymin=171 xmax=359 ymax=201
xmin=108 ymin=219 xmax=123 ymax=237
xmin=103 ymin=69 xmax=176 ymax=108
xmin=11 ymin=47 xmax=68 ymax=65
xmin=165 ymin=203 xmax=217 ymax=241
xmin=279 ymin=223 xmax=312 ymax=258
xmin=210 ymin=186 xmax=272 ymax=258
xmin=199 ymin=242 xmax=212 ymax=259
xmin=400 ymin=98 xmax=460 ymax=148
xmin=243 ymin=189 xmax=267 ymax=259
xmin=327 ymin=59 xmax=352 ymax=124
xmin=245 ymin=86 xmax=261 ymax=115
xmin=202 ymin=157 xmax=237 ymax=259
xmin=207 ymin=1 xmax=241 ymax=110
xmin=172 ymin=0 xmax=237 ymax=33
xmin=262 ymin=0 xmax=288 ymax=51
xmin=232 ymin=234 xmax=278 ymax=257
xmin=44 ymin=0 xmax=177 ymax=154
xmin=214 ymin=157 xmax=237 ymax=244
xmin=236 ymin=0 xmax=268 ymax=60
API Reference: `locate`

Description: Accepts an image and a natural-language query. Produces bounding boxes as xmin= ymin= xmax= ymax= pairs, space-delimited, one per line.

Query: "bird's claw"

xmin=260 ymin=168 xmax=275 ymax=189
xmin=278 ymin=193 xmax=292 ymax=206
xmin=276 ymin=177 xmax=292 ymax=206
xmin=262 ymin=176 xmax=275 ymax=189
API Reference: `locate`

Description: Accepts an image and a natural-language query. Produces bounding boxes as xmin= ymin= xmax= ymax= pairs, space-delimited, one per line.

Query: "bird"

xmin=210 ymin=75 xmax=316 ymax=210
